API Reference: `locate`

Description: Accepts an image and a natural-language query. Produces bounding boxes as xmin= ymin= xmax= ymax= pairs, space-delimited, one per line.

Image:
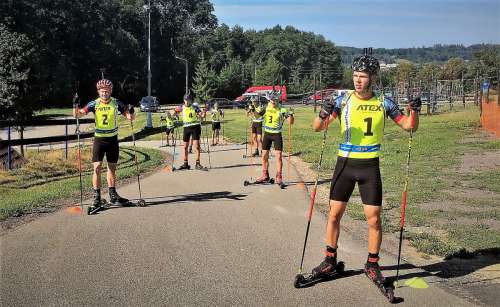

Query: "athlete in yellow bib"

xmin=310 ymin=53 xmax=422 ymax=284
xmin=210 ymin=102 xmax=224 ymax=146
xmin=74 ymin=79 xmax=135 ymax=210
xmin=177 ymin=93 xmax=206 ymax=170
xmin=246 ymin=96 xmax=264 ymax=157
xmin=254 ymin=92 xmax=294 ymax=186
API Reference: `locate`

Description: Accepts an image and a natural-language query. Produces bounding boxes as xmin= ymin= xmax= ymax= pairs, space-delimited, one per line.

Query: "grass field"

xmin=0 ymin=145 xmax=164 ymax=220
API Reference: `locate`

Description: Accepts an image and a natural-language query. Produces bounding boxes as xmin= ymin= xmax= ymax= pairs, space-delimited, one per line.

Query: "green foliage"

xmin=193 ymin=53 xmax=217 ymax=103
xmin=0 ymin=24 xmax=35 ymax=120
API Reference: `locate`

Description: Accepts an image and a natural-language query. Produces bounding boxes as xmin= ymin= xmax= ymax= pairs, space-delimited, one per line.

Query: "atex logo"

xmin=357 ymin=104 xmax=383 ymax=111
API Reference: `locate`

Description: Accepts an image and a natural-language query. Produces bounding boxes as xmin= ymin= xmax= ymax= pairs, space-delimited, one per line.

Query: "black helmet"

xmin=351 ymin=55 xmax=380 ymax=75
xmin=183 ymin=93 xmax=193 ymax=103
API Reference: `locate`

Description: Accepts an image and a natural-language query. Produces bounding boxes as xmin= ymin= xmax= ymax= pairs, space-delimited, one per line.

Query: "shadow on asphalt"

xmin=135 ymin=191 xmax=247 ymax=206
xmin=380 ymin=248 xmax=500 ymax=283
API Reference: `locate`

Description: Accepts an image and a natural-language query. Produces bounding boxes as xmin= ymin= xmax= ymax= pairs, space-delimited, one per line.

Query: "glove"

xmin=319 ymin=100 xmax=334 ymax=120
xmin=128 ymin=104 xmax=135 ymax=115
xmin=160 ymin=116 xmax=165 ymax=121
xmin=288 ymin=108 xmax=294 ymax=116
xmin=409 ymin=97 xmax=422 ymax=112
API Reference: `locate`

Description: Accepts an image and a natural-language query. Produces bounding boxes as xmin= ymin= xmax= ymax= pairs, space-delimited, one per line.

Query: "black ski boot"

xmin=109 ymin=187 xmax=130 ymax=206
xmin=364 ymin=256 xmax=397 ymax=303
xmin=195 ymin=161 xmax=206 ymax=170
xmin=254 ymin=170 xmax=271 ymax=183
xmin=251 ymin=149 xmax=259 ymax=157
xmin=178 ymin=161 xmax=190 ymax=171
xmin=88 ymin=189 xmax=105 ymax=215
xmin=294 ymin=247 xmax=344 ymax=288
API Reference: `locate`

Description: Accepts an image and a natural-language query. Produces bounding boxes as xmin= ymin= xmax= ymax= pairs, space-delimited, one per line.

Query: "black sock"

xmin=367 ymin=252 xmax=379 ymax=264
xmin=325 ymin=245 xmax=337 ymax=264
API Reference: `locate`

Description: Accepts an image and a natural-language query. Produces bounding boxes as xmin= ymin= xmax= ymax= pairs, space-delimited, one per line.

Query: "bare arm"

xmin=395 ymin=111 xmax=419 ymax=132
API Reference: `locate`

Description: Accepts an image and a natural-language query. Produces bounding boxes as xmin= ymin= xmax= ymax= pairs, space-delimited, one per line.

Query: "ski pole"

xmin=287 ymin=119 xmax=292 ymax=184
xmin=171 ymin=126 xmax=177 ymax=170
xmin=160 ymin=116 xmax=165 ymax=147
xmin=128 ymin=105 xmax=143 ymax=201
xmin=395 ymin=110 xmax=415 ymax=286
xmin=298 ymin=120 xmax=330 ymax=274
xmin=73 ymin=94 xmax=83 ymax=213
xmin=243 ymin=116 xmax=248 ymax=158
xmin=205 ymin=123 xmax=212 ymax=169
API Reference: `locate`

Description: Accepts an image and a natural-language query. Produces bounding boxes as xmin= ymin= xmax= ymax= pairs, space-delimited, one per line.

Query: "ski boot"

xmin=195 ymin=161 xmax=207 ymax=171
xmin=251 ymin=149 xmax=260 ymax=157
xmin=254 ymin=170 xmax=272 ymax=184
xmin=275 ymin=171 xmax=285 ymax=189
xmin=364 ymin=259 xmax=396 ymax=303
xmin=88 ymin=190 xmax=106 ymax=215
xmin=294 ymin=252 xmax=344 ymax=288
xmin=109 ymin=188 xmax=130 ymax=206
xmin=177 ymin=161 xmax=190 ymax=171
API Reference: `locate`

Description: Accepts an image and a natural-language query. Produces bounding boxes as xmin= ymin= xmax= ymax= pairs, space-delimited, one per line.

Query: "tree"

xmin=396 ymin=60 xmax=417 ymax=83
xmin=254 ymin=56 xmax=281 ymax=86
xmin=0 ymin=24 xmax=36 ymax=121
xmin=192 ymin=54 xmax=217 ymax=103
xmin=440 ymin=57 xmax=465 ymax=80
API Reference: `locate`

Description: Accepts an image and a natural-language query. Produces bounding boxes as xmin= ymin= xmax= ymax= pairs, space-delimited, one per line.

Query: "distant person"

xmin=310 ymin=53 xmax=421 ymax=287
xmin=246 ymin=96 xmax=264 ymax=157
xmin=210 ymin=102 xmax=224 ymax=145
xmin=178 ymin=93 xmax=205 ymax=170
xmin=254 ymin=92 xmax=294 ymax=186
xmin=73 ymin=79 xmax=135 ymax=210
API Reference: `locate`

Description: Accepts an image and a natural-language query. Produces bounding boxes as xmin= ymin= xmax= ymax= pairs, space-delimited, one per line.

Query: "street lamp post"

xmin=175 ymin=56 xmax=189 ymax=94
xmin=144 ymin=0 xmax=153 ymax=128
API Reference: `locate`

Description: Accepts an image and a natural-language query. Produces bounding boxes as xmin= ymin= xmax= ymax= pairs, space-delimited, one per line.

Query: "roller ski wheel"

xmin=294 ymin=261 xmax=345 ymax=289
xmin=243 ymin=178 xmax=274 ymax=186
xmin=174 ymin=164 xmax=190 ymax=172
xmin=87 ymin=199 xmax=108 ymax=215
xmin=135 ymin=199 xmax=147 ymax=207
xmin=364 ymin=264 xmax=401 ymax=303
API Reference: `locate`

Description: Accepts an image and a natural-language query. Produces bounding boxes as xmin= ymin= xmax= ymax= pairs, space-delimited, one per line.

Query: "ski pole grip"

xmin=128 ymin=104 xmax=135 ymax=115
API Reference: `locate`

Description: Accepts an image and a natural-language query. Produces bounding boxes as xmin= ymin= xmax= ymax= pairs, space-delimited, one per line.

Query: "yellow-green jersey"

xmin=249 ymin=104 xmax=264 ymax=123
xmin=83 ymin=97 xmax=126 ymax=138
xmin=210 ymin=109 xmax=223 ymax=123
xmin=165 ymin=117 xmax=175 ymax=129
xmin=181 ymin=105 xmax=202 ymax=127
xmin=331 ymin=90 xmax=404 ymax=159
xmin=260 ymin=102 xmax=293 ymax=134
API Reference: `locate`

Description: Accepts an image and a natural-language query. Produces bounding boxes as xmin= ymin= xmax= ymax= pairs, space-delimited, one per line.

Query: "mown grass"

xmin=222 ymin=105 xmax=500 ymax=258
xmin=0 ymin=146 xmax=164 ymax=220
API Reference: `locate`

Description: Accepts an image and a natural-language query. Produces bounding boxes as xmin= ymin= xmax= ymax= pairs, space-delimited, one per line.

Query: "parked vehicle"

xmin=234 ymin=85 xmax=287 ymax=103
xmin=139 ymin=96 xmax=159 ymax=112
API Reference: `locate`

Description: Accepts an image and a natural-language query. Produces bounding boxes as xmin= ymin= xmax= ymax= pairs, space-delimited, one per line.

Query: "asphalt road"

xmin=1 ymin=141 xmax=476 ymax=306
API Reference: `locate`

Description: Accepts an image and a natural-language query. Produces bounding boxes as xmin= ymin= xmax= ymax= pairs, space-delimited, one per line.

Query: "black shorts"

xmin=183 ymin=125 xmax=201 ymax=142
xmin=212 ymin=122 xmax=221 ymax=130
xmin=165 ymin=127 xmax=174 ymax=135
xmin=262 ymin=132 xmax=283 ymax=151
xmin=329 ymin=157 xmax=382 ymax=206
xmin=92 ymin=135 xmax=119 ymax=163
xmin=251 ymin=122 xmax=262 ymax=135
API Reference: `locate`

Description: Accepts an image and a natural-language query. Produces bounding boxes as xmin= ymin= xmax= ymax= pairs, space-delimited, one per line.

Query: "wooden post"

xmin=448 ymin=80 xmax=453 ymax=111
xmin=462 ymin=72 xmax=466 ymax=109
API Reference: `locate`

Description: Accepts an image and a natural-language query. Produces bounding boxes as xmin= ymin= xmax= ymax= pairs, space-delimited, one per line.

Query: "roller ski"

xmin=243 ymin=170 xmax=274 ymax=186
xmin=275 ymin=172 xmax=285 ymax=189
xmin=87 ymin=198 xmax=109 ymax=215
xmin=195 ymin=161 xmax=209 ymax=171
xmin=364 ymin=262 xmax=399 ymax=303
xmin=173 ymin=162 xmax=191 ymax=172
xmin=294 ymin=258 xmax=345 ymax=288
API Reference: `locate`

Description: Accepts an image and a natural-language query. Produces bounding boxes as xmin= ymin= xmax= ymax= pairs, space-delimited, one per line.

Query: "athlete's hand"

xmin=319 ymin=100 xmax=334 ymax=120
xmin=409 ymin=97 xmax=422 ymax=112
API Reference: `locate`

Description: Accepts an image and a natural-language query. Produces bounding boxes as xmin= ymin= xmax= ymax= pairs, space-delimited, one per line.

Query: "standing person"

xmin=178 ymin=93 xmax=205 ymax=170
xmin=254 ymin=93 xmax=294 ymax=186
xmin=246 ymin=96 xmax=264 ymax=157
xmin=310 ymin=54 xmax=421 ymax=286
xmin=163 ymin=111 xmax=176 ymax=146
xmin=73 ymin=79 xmax=135 ymax=209
xmin=210 ymin=102 xmax=224 ymax=145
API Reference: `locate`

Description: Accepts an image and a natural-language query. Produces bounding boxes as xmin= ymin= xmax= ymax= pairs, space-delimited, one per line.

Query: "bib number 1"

xmin=364 ymin=117 xmax=373 ymax=136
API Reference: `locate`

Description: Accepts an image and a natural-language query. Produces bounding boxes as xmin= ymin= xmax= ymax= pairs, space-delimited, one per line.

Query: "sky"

xmin=211 ymin=0 xmax=500 ymax=48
